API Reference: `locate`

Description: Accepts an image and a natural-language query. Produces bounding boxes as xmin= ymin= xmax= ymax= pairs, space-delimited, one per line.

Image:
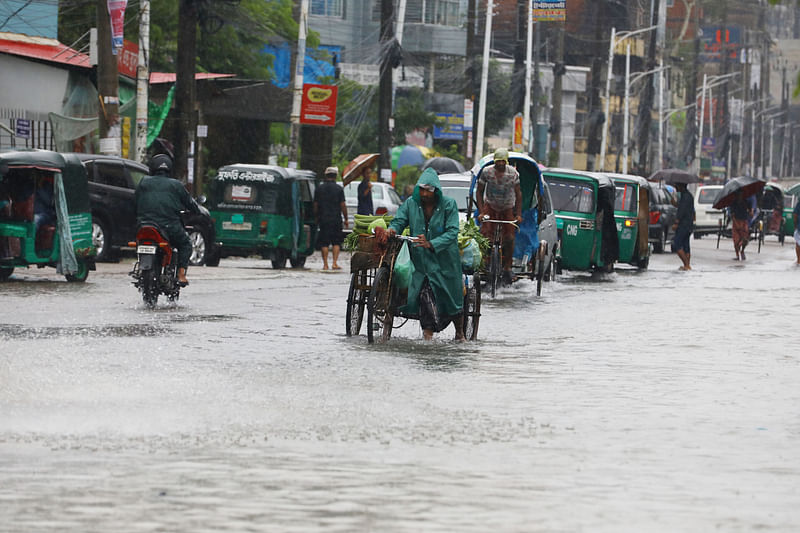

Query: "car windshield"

xmin=698 ymin=188 xmax=720 ymax=204
xmin=614 ymin=183 xmax=637 ymax=212
xmin=441 ymin=187 xmax=470 ymax=211
xmin=546 ymin=177 xmax=595 ymax=213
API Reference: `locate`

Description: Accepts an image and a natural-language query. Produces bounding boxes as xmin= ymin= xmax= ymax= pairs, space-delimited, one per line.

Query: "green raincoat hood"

xmin=411 ymin=168 xmax=443 ymax=204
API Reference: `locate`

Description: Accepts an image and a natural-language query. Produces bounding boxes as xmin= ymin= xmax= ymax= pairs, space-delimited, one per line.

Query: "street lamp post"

xmin=694 ymin=72 xmax=740 ymax=176
xmin=757 ymin=108 xmax=783 ymax=179
xmin=662 ymin=102 xmax=696 ymax=169
xmin=599 ymin=25 xmax=657 ymax=171
xmin=623 ymin=63 xmax=670 ymax=174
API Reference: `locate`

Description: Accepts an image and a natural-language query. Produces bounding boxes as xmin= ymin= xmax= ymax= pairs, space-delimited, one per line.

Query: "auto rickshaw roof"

xmin=542 ymin=168 xmax=616 ymax=190
xmin=0 ymin=149 xmax=71 ymax=172
xmin=603 ymin=172 xmax=651 ymax=191
xmin=471 ymin=151 xmax=542 ymax=176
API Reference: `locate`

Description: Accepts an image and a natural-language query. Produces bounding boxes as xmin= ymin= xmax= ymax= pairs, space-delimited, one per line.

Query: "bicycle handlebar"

xmin=481 ymin=216 xmax=519 ymax=229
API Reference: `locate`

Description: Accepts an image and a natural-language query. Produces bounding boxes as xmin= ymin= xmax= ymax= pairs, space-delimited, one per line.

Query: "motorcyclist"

xmin=134 ymin=154 xmax=200 ymax=285
xmin=476 ymin=148 xmax=522 ymax=285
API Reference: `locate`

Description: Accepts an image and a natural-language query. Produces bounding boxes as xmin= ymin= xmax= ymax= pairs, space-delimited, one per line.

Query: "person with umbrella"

xmin=357 ymin=167 xmax=374 ymax=216
xmin=671 ymin=181 xmax=695 ymax=271
xmin=730 ymin=190 xmax=752 ymax=261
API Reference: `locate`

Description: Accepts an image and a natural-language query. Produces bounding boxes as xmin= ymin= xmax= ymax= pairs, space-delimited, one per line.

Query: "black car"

xmin=648 ymin=184 xmax=677 ymax=253
xmin=73 ymin=153 xmax=219 ymax=265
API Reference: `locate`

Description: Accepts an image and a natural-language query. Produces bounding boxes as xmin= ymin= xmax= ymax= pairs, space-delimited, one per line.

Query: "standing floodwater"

xmin=1 ymin=237 xmax=799 ymax=532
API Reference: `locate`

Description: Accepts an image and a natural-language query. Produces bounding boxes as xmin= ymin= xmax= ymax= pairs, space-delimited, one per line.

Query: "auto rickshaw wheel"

xmin=0 ymin=266 xmax=13 ymax=281
xmin=271 ymin=249 xmax=288 ymax=269
xmin=65 ymin=260 xmax=89 ymax=283
xmin=290 ymin=255 xmax=306 ymax=268
xmin=462 ymin=273 xmax=481 ymax=341
xmin=205 ymin=245 xmax=221 ymax=267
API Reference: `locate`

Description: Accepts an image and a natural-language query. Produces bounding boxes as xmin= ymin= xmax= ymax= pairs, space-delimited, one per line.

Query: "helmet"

xmin=149 ymin=153 xmax=173 ymax=176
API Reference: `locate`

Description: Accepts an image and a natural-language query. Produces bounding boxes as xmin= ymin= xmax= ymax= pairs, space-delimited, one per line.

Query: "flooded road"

xmin=2 ymin=236 xmax=799 ymax=532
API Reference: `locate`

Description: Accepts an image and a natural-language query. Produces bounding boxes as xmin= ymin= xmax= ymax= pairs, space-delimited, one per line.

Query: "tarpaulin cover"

xmin=54 ymin=172 xmax=78 ymax=275
xmin=263 ymin=43 xmax=340 ymax=88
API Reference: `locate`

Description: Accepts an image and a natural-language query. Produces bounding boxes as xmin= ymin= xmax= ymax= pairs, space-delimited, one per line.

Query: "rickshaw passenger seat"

xmin=36 ymin=224 xmax=56 ymax=252
xmin=12 ymin=196 xmax=34 ymax=221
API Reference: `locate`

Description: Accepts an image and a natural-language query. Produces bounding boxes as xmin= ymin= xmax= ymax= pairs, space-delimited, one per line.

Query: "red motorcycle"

xmin=129 ymin=224 xmax=181 ymax=307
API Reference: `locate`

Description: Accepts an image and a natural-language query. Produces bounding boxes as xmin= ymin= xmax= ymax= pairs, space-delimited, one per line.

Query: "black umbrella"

xmin=712 ymin=176 xmax=767 ymax=210
xmin=421 ymin=157 xmax=466 ymax=175
xmin=648 ymin=168 xmax=699 ymax=184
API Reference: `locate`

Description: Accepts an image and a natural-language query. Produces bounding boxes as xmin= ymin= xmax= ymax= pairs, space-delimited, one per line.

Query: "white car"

xmin=343 ymin=181 xmax=402 ymax=231
xmin=694 ymin=185 xmax=724 ymax=237
xmin=438 ymin=172 xmax=474 ymax=214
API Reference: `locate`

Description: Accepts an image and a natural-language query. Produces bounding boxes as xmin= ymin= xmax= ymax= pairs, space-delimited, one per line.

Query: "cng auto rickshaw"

xmin=542 ymin=168 xmax=619 ymax=273
xmin=782 ymin=183 xmax=799 ymax=239
xmin=0 ymin=151 xmax=95 ymax=282
xmin=605 ymin=173 xmax=651 ymax=269
xmin=206 ymin=164 xmax=318 ymax=268
xmin=469 ymin=151 xmax=558 ymax=293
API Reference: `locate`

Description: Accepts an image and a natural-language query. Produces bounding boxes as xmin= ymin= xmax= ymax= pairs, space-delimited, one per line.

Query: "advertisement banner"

xmin=117 ymin=39 xmax=138 ymax=78
xmin=433 ymin=113 xmax=465 ymax=140
xmin=300 ymin=84 xmax=338 ymax=127
xmin=533 ymin=0 xmax=566 ymax=22
xmin=107 ymin=0 xmax=127 ymax=54
xmin=512 ymin=113 xmax=523 ymax=151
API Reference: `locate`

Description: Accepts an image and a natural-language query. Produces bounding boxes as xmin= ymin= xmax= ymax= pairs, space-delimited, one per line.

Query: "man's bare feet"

xmin=423 ymin=329 xmax=434 ymax=340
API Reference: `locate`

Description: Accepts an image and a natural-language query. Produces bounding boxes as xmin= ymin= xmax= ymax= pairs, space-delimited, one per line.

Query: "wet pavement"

xmin=1 ymin=236 xmax=799 ymax=532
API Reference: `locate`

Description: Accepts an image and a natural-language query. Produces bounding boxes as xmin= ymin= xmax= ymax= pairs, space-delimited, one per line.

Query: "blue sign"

xmin=15 ymin=119 xmax=30 ymax=139
xmin=433 ymin=113 xmax=464 ymax=140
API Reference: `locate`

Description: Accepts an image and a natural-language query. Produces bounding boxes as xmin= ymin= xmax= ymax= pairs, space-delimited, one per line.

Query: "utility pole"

xmin=464 ymin=0 xmax=477 ymax=163
xmin=96 ymin=0 xmax=120 ymax=156
xmin=135 ymin=0 xmax=150 ymax=163
xmin=548 ymin=24 xmax=564 ymax=167
xmin=289 ymin=0 xmax=308 ymax=169
xmin=377 ymin=0 xmax=393 ymax=181
xmin=475 ymin=0 xmax=494 ymax=160
xmin=175 ymin=0 xmax=197 ymax=191
xmin=635 ymin=0 xmax=660 ymax=175
xmin=585 ymin=2 xmax=605 ymax=171
xmin=532 ymin=21 xmax=541 ymax=160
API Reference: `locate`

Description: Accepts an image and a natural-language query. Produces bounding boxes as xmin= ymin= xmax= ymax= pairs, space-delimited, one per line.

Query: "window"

xmin=94 ymin=162 xmax=129 ymax=189
xmin=128 ymin=167 xmax=146 ymax=187
xmin=312 ymin=0 xmax=343 ymax=17
xmin=377 ymin=0 xmax=462 ymax=25
xmin=614 ymin=183 xmax=637 ymax=212
xmin=545 ymin=177 xmax=595 ymax=214
xmin=697 ymin=188 xmax=720 ymax=204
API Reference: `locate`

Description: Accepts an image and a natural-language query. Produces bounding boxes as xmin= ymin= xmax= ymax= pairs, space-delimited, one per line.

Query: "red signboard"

xmin=117 ymin=39 xmax=138 ymax=78
xmin=300 ymin=84 xmax=338 ymax=127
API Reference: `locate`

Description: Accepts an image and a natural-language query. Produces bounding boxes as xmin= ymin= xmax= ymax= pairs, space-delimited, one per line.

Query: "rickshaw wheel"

xmin=289 ymin=256 xmax=306 ymax=268
xmin=367 ymin=266 xmax=393 ymax=344
xmin=489 ymin=245 xmax=501 ymax=298
xmin=0 ymin=266 xmax=13 ymax=281
xmin=346 ymin=271 xmax=367 ymax=337
xmin=65 ymin=260 xmax=89 ymax=283
xmin=463 ymin=273 xmax=481 ymax=341
xmin=546 ymin=252 xmax=557 ymax=281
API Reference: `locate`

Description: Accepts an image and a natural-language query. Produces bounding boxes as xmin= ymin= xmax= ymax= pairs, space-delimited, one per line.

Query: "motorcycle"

xmin=129 ymin=223 xmax=182 ymax=307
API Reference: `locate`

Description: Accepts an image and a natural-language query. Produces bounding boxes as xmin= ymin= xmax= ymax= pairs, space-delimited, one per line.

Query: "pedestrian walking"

xmin=313 ymin=167 xmax=348 ymax=270
xmin=671 ymin=182 xmax=695 ymax=270
xmin=730 ymin=191 xmax=752 ymax=261
xmin=357 ymin=168 xmax=374 ymax=215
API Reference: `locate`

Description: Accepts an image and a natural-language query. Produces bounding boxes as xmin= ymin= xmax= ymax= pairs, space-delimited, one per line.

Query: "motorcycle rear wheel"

xmin=142 ymin=270 xmax=159 ymax=308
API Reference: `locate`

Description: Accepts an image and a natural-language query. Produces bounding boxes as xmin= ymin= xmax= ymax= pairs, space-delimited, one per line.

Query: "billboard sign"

xmin=107 ymin=1 xmax=127 ymax=54
xmin=433 ymin=113 xmax=465 ymax=140
xmin=300 ymin=84 xmax=338 ymax=127
xmin=533 ymin=0 xmax=566 ymax=22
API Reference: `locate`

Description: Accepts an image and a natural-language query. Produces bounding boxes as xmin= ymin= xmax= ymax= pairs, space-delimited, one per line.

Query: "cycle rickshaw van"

xmin=757 ymin=182 xmax=784 ymax=242
xmin=0 ymin=150 xmax=95 ymax=282
xmin=206 ymin=164 xmax=318 ymax=269
xmin=468 ymin=151 xmax=558 ymax=289
xmin=542 ymin=168 xmax=619 ymax=272
xmin=605 ymin=172 xmax=651 ymax=269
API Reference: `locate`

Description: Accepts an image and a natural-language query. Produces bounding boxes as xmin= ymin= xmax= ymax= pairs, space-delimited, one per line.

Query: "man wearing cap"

xmin=476 ymin=148 xmax=522 ymax=285
xmin=313 ymin=166 xmax=348 ymax=270
xmin=387 ymin=168 xmax=465 ymax=341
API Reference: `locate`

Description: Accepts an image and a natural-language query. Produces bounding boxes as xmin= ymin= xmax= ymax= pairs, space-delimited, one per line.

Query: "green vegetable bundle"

xmin=353 ymin=214 xmax=393 ymax=235
xmin=458 ymin=218 xmax=490 ymax=257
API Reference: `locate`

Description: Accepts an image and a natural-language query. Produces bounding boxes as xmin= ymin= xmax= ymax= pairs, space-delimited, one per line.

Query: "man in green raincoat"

xmin=387 ymin=168 xmax=464 ymax=341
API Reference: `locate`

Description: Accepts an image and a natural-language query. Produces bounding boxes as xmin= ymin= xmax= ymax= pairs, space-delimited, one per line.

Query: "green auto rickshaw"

xmin=782 ymin=183 xmax=799 ymax=239
xmin=0 ymin=150 xmax=95 ymax=282
xmin=542 ymin=168 xmax=619 ymax=273
xmin=206 ymin=164 xmax=318 ymax=268
xmin=606 ymin=173 xmax=651 ymax=269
